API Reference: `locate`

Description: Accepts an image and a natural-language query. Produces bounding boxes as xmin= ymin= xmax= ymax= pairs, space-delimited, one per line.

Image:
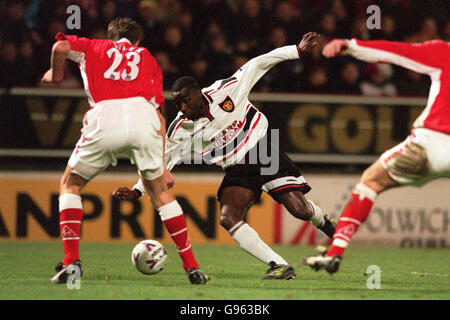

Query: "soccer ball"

xmin=131 ymin=240 xmax=168 ymax=275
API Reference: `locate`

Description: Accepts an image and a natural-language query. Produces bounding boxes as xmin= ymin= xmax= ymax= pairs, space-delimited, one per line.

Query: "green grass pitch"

xmin=0 ymin=242 xmax=448 ymax=300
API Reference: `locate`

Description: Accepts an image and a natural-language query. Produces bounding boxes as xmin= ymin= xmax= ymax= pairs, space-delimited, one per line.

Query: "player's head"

xmin=172 ymin=76 xmax=205 ymax=120
xmin=107 ymin=17 xmax=143 ymax=45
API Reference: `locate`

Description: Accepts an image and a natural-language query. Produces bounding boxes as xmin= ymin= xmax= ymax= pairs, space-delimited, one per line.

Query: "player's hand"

xmin=112 ymin=187 xmax=138 ymax=200
xmin=298 ymin=32 xmax=320 ymax=54
xmin=165 ymin=170 xmax=175 ymax=189
xmin=41 ymin=68 xmax=63 ymax=83
xmin=322 ymin=39 xmax=349 ymax=58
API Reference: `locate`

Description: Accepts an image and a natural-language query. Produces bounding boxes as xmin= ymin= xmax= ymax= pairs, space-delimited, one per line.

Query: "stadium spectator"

xmin=407 ymin=17 xmax=441 ymax=42
xmin=189 ymin=53 xmax=213 ymax=87
xmin=318 ymin=12 xmax=338 ymax=43
xmin=349 ymin=17 xmax=370 ymax=40
xmin=0 ymin=42 xmax=20 ymax=87
xmin=329 ymin=0 xmax=352 ymax=38
xmin=371 ymin=15 xmax=401 ymax=41
xmin=0 ymin=2 xmax=29 ymax=44
xmin=89 ymin=24 xmax=108 ymax=39
xmin=303 ymin=66 xmax=330 ymax=93
xmin=159 ymin=24 xmax=193 ymax=75
xmin=259 ymin=26 xmax=304 ymax=92
xmin=231 ymin=54 xmax=249 ymax=73
xmin=98 ymin=0 xmax=117 ymax=31
xmin=233 ymin=0 xmax=269 ymax=52
xmin=17 ymin=39 xmax=40 ymax=86
xmin=205 ymin=33 xmax=233 ymax=80
xmin=360 ymin=63 xmax=397 ymax=97
xmin=270 ymin=1 xmax=307 ymax=43
xmin=136 ymin=0 xmax=165 ymax=51
xmin=442 ymin=20 xmax=450 ymax=41
xmin=154 ymin=51 xmax=181 ymax=90
xmin=187 ymin=0 xmax=238 ymax=44
xmin=332 ymin=61 xmax=362 ymax=94
xmin=395 ymin=69 xmax=430 ymax=96
xmin=175 ymin=9 xmax=196 ymax=47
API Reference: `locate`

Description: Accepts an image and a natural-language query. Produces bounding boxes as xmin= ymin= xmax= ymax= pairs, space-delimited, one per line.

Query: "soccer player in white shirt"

xmin=114 ymin=32 xmax=337 ymax=280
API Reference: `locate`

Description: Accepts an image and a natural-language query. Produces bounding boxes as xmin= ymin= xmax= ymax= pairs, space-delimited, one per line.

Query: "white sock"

xmin=308 ymin=200 xmax=325 ymax=227
xmin=231 ymin=223 xmax=288 ymax=265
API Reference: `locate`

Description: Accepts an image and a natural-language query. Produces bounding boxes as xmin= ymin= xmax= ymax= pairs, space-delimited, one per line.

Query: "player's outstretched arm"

xmin=233 ymin=32 xmax=320 ymax=97
xmin=41 ymin=40 xmax=71 ymax=83
xmin=112 ymin=170 xmax=175 ymax=201
xmin=323 ymin=38 xmax=449 ymax=74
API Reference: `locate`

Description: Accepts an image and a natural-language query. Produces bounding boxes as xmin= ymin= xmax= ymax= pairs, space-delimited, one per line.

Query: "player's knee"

xmin=60 ymin=170 xmax=87 ymax=195
xmin=219 ymin=205 xmax=242 ymax=231
xmin=359 ymin=160 xmax=395 ymax=193
xmin=281 ymin=193 xmax=312 ymax=220
xmin=291 ymin=201 xmax=313 ymax=221
xmin=60 ymin=172 xmax=74 ymax=194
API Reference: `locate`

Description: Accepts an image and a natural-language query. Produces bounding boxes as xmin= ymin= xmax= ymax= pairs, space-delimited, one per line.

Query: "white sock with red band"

xmin=59 ymin=193 xmax=83 ymax=266
xmin=158 ymin=201 xmax=199 ymax=272
xmin=231 ymin=222 xmax=288 ymax=266
xmin=307 ymin=200 xmax=325 ymax=227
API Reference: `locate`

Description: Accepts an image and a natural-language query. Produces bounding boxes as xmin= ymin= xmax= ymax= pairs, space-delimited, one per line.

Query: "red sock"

xmin=327 ymin=184 xmax=376 ymax=257
xmin=159 ymin=201 xmax=199 ymax=272
xmin=59 ymin=194 xmax=83 ymax=265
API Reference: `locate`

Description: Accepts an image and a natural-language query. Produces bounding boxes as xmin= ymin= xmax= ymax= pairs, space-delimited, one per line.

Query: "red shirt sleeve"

xmin=353 ymin=39 xmax=449 ymax=70
xmin=55 ymin=32 xmax=90 ymax=53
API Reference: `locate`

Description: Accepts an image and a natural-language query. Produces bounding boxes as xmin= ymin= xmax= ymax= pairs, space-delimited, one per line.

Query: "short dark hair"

xmin=172 ymin=76 xmax=200 ymax=92
xmin=107 ymin=17 xmax=143 ymax=44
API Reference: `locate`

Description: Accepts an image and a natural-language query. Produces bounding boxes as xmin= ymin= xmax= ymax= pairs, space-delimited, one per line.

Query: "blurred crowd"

xmin=0 ymin=0 xmax=449 ymax=96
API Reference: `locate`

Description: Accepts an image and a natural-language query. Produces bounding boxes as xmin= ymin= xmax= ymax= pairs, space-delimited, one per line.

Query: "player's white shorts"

xmin=380 ymin=128 xmax=450 ymax=185
xmin=68 ymin=97 xmax=164 ymax=181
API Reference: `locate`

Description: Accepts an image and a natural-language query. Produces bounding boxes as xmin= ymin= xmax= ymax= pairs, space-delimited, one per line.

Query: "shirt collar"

xmin=116 ymin=38 xmax=131 ymax=44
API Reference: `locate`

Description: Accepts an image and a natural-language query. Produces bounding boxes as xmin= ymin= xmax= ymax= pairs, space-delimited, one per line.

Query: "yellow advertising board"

xmin=0 ymin=173 xmax=276 ymax=244
xmin=1 ymin=172 xmax=448 ymax=248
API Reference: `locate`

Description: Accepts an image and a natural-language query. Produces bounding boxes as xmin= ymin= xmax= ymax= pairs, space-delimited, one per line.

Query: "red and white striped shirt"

xmin=347 ymin=39 xmax=450 ymax=134
xmin=163 ymin=45 xmax=301 ymax=170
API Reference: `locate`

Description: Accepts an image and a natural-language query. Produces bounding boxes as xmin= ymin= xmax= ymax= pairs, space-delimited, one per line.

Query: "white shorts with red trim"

xmin=381 ymin=128 xmax=450 ymax=185
xmin=68 ymin=97 xmax=164 ymax=181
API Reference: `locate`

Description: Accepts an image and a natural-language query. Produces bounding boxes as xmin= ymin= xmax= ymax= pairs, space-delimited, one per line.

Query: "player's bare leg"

xmin=142 ymin=174 xmax=208 ymax=284
xmin=305 ymin=159 xmax=399 ymax=273
xmin=220 ymin=186 xmax=295 ymax=279
xmin=49 ymin=165 xmax=89 ymax=284
xmin=278 ymin=190 xmax=336 ymax=238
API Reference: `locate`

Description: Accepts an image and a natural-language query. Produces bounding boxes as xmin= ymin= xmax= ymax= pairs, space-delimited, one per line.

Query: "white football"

xmin=131 ymin=240 xmax=168 ymax=275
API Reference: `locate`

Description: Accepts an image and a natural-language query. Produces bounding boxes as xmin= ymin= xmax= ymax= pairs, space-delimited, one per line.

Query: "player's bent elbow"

xmin=52 ymin=40 xmax=71 ymax=55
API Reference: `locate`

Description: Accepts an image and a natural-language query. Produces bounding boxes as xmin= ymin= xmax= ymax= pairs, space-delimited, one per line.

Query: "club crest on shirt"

xmin=219 ymin=96 xmax=235 ymax=112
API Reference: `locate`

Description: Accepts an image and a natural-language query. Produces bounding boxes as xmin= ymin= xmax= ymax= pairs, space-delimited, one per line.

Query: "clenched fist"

xmin=322 ymin=39 xmax=349 ymax=58
xmin=112 ymin=187 xmax=138 ymax=200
